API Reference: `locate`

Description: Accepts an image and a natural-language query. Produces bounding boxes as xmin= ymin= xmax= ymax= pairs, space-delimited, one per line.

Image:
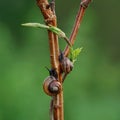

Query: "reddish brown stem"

xmin=36 ymin=0 xmax=64 ymax=120
xmin=36 ymin=0 xmax=57 ymax=68
xmin=64 ymin=0 xmax=92 ymax=57
xmin=62 ymin=0 xmax=92 ymax=83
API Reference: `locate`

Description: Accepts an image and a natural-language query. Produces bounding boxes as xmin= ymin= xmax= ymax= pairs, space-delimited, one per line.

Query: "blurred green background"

xmin=0 ymin=0 xmax=120 ymax=120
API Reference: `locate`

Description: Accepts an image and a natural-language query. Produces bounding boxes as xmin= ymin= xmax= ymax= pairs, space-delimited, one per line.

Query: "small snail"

xmin=43 ymin=68 xmax=62 ymax=96
xmin=59 ymin=52 xmax=73 ymax=74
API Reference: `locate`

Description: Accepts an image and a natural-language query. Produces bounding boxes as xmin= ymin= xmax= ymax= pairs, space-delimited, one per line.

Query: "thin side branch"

xmin=64 ymin=0 xmax=92 ymax=57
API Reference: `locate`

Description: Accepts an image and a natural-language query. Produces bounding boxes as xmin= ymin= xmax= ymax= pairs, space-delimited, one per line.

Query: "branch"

xmin=63 ymin=0 xmax=92 ymax=57
xmin=36 ymin=0 xmax=57 ymax=69
xmin=36 ymin=0 xmax=91 ymax=120
xmin=36 ymin=0 xmax=64 ymax=120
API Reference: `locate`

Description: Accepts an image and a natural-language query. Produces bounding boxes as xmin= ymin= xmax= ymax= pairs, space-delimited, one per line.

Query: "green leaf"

xmin=21 ymin=23 xmax=49 ymax=29
xmin=21 ymin=23 xmax=66 ymax=38
xmin=48 ymin=25 xmax=66 ymax=38
xmin=69 ymin=47 xmax=83 ymax=63
xmin=21 ymin=22 xmax=71 ymax=46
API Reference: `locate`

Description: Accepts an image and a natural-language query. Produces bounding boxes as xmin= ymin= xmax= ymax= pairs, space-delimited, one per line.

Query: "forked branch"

xmin=36 ymin=0 xmax=92 ymax=120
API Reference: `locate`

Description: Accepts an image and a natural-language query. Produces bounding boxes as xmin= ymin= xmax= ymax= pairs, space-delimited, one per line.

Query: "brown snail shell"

xmin=60 ymin=56 xmax=73 ymax=73
xmin=59 ymin=51 xmax=73 ymax=74
xmin=43 ymin=76 xmax=62 ymax=96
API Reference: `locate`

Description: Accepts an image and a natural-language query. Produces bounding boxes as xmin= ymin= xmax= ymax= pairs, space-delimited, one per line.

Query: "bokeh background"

xmin=0 ymin=0 xmax=120 ymax=120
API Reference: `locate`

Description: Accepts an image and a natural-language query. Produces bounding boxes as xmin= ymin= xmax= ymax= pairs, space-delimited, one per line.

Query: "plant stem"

xmin=36 ymin=0 xmax=91 ymax=120
xmin=36 ymin=0 xmax=64 ymax=120
xmin=63 ymin=0 xmax=92 ymax=57
xmin=62 ymin=0 xmax=92 ymax=83
xmin=52 ymin=5 xmax=64 ymax=120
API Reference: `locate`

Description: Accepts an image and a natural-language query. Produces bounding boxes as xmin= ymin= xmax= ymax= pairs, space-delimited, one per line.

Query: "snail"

xmin=59 ymin=51 xmax=73 ymax=74
xmin=43 ymin=68 xmax=62 ymax=96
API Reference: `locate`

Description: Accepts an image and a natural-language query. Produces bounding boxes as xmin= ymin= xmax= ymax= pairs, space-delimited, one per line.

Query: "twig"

xmin=62 ymin=0 xmax=92 ymax=83
xmin=36 ymin=0 xmax=57 ymax=68
xmin=63 ymin=0 xmax=92 ymax=57
xmin=36 ymin=0 xmax=64 ymax=120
